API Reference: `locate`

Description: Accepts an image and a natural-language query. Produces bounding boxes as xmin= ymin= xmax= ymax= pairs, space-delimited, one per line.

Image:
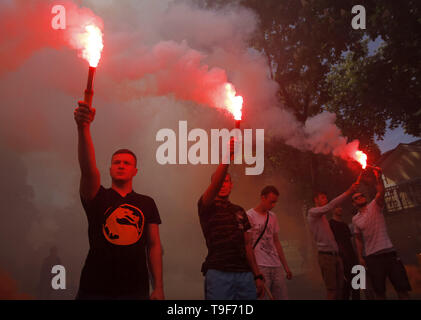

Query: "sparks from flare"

xmin=354 ymin=150 xmax=367 ymax=169
xmin=76 ymin=24 xmax=104 ymax=67
xmin=224 ymin=83 xmax=243 ymax=121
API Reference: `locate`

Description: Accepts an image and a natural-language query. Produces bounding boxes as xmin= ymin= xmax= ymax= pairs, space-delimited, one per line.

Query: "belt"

xmin=318 ymin=251 xmax=339 ymax=256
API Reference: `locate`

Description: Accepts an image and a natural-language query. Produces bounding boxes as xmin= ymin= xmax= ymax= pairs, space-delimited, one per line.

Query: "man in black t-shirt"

xmin=74 ymin=101 xmax=164 ymax=300
xmin=329 ymin=207 xmax=360 ymax=300
xmin=198 ymin=140 xmax=264 ymax=300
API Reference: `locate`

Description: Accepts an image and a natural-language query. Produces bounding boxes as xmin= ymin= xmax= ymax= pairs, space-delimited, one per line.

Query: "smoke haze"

xmin=0 ymin=0 xmax=364 ymax=299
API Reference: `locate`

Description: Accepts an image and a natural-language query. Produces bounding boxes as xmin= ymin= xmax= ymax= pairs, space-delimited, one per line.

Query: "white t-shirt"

xmin=246 ymin=209 xmax=281 ymax=267
xmin=352 ymin=199 xmax=394 ymax=256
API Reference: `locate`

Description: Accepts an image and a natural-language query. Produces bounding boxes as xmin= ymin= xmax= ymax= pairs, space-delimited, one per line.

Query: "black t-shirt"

xmin=79 ymin=186 xmax=161 ymax=297
xmin=329 ymin=219 xmax=358 ymax=265
xmin=198 ymin=197 xmax=251 ymax=274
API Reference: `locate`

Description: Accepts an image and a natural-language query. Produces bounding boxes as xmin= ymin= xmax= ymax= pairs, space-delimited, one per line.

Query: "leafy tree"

xmin=203 ymin=0 xmax=418 ymax=197
xmin=328 ymin=1 xmax=421 ymax=137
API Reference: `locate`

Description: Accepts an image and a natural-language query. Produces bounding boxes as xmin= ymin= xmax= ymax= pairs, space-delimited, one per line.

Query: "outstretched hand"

xmin=349 ymin=181 xmax=360 ymax=194
xmin=372 ymin=166 xmax=382 ymax=178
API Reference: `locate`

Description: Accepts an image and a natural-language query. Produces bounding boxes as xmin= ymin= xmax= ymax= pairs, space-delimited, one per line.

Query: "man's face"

xmin=110 ymin=153 xmax=138 ymax=182
xmin=315 ymin=193 xmax=328 ymax=207
xmin=217 ymin=174 xmax=233 ymax=198
xmin=352 ymin=193 xmax=367 ymax=208
xmin=261 ymin=192 xmax=279 ymax=211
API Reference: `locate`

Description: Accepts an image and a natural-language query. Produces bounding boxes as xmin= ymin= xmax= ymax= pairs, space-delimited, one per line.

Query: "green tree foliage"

xmin=328 ymin=1 xmax=421 ymax=137
xmin=203 ymin=0 xmax=418 ymax=200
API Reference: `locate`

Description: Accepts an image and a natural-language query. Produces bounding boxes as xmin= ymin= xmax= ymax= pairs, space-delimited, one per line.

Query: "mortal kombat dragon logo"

xmin=102 ymin=204 xmax=144 ymax=245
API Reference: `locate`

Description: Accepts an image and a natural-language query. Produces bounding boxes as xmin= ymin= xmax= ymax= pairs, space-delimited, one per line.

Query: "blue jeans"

xmin=205 ymin=269 xmax=257 ymax=300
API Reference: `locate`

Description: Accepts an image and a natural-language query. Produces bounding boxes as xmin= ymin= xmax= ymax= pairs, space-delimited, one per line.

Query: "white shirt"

xmin=307 ymin=192 xmax=350 ymax=252
xmin=352 ymin=199 xmax=394 ymax=256
xmin=247 ymin=209 xmax=281 ymax=267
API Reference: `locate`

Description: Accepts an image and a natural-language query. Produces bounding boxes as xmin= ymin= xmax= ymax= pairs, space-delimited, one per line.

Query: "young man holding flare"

xmin=352 ymin=167 xmax=411 ymax=300
xmin=198 ymin=140 xmax=265 ymax=300
xmin=74 ymin=102 xmax=164 ymax=300
xmin=308 ymin=180 xmax=359 ymax=300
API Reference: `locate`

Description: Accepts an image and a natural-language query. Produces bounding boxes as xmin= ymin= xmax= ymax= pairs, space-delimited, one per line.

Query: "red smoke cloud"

xmin=0 ymin=0 xmax=103 ymax=76
xmin=0 ymin=0 xmax=359 ymax=159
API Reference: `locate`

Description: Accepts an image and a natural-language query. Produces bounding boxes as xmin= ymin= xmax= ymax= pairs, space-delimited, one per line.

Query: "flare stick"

xmin=84 ymin=66 xmax=96 ymax=108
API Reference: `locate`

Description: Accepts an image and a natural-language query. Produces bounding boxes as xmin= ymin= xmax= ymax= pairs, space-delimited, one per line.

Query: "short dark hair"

xmin=261 ymin=185 xmax=279 ymax=197
xmin=211 ymin=172 xmax=231 ymax=182
xmin=112 ymin=149 xmax=137 ymax=167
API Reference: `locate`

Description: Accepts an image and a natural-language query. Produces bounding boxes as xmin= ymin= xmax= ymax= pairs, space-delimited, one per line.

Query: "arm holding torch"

xmin=372 ymin=167 xmax=385 ymax=208
xmin=74 ymin=100 xmax=100 ymax=201
xmin=201 ymin=143 xmax=233 ymax=207
xmin=309 ymin=181 xmax=360 ymax=218
xmin=356 ymin=164 xmax=380 ymax=184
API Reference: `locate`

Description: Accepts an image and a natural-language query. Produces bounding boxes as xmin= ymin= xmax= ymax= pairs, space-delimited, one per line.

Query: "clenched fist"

xmin=74 ymin=101 xmax=96 ymax=128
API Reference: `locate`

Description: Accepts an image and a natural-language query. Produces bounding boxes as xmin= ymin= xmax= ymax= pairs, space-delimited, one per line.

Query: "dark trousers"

xmin=342 ymin=261 xmax=361 ymax=300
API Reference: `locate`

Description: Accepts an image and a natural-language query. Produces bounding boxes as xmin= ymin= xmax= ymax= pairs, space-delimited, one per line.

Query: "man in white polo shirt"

xmin=352 ymin=167 xmax=411 ymax=299
xmin=247 ymin=186 xmax=292 ymax=300
xmin=308 ymin=180 xmax=359 ymax=300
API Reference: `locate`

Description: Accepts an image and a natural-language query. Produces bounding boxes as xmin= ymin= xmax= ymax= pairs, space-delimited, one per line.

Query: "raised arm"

xmin=74 ymin=101 xmax=100 ymax=201
xmin=201 ymin=139 xmax=234 ymax=206
xmin=309 ymin=182 xmax=359 ymax=218
xmin=373 ymin=167 xmax=385 ymax=208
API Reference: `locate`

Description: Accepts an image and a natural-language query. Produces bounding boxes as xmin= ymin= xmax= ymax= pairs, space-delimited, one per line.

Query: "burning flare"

xmin=354 ymin=150 xmax=367 ymax=169
xmin=224 ymin=83 xmax=243 ymax=121
xmin=76 ymin=24 xmax=104 ymax=67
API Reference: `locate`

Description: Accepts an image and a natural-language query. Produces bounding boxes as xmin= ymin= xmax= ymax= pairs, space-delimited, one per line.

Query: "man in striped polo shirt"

xmin=197 ymin=140 xmax=264 ymax=300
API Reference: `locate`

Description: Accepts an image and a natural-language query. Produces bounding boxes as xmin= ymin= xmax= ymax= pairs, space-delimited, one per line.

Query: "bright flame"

xmin=77 ymin=24 xmax=104 ymax=67
xmin=354 ymin=150 xmax=367 ymax=169
xmin=224 ymin=83 xmax=243 ymax=120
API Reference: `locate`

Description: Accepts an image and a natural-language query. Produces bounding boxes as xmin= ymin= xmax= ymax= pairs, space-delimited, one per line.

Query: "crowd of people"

xmin=71 ymin=100 xmax=411 ymax=300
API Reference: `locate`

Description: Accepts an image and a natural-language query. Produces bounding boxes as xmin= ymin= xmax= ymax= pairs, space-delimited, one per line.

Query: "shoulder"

xmin=268 ymin=211 xmax=278 ymax=221
xmin=231 ymin=203 xmax=246 ymax=214
xmin=368 ymin=199 xmax=382 ymax=211
xmin=81 ymin=185 xmax=107 ymax=205
xmin=246 ymin=208 xmax=256 ymax=217
xmin=352 ymin=213 xmax=362 ymax=226
xmin=132 ymin=192 xmax=156 ymax=204
xmin=131 ymin=192 xmax=160 ymax=214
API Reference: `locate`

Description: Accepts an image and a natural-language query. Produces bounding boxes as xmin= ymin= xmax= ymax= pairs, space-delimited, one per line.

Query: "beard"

xmin=356 ymin=201 xmax=368 ymax=209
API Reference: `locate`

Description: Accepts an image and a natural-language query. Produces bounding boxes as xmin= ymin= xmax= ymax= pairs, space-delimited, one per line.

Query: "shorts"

xmin=317 ymin=252 xmax=344 ymax=291
xmin=205 ymin=269 xmax=257 ymax=300
xmin=365 ymin=251 xmax=412 ymax=295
